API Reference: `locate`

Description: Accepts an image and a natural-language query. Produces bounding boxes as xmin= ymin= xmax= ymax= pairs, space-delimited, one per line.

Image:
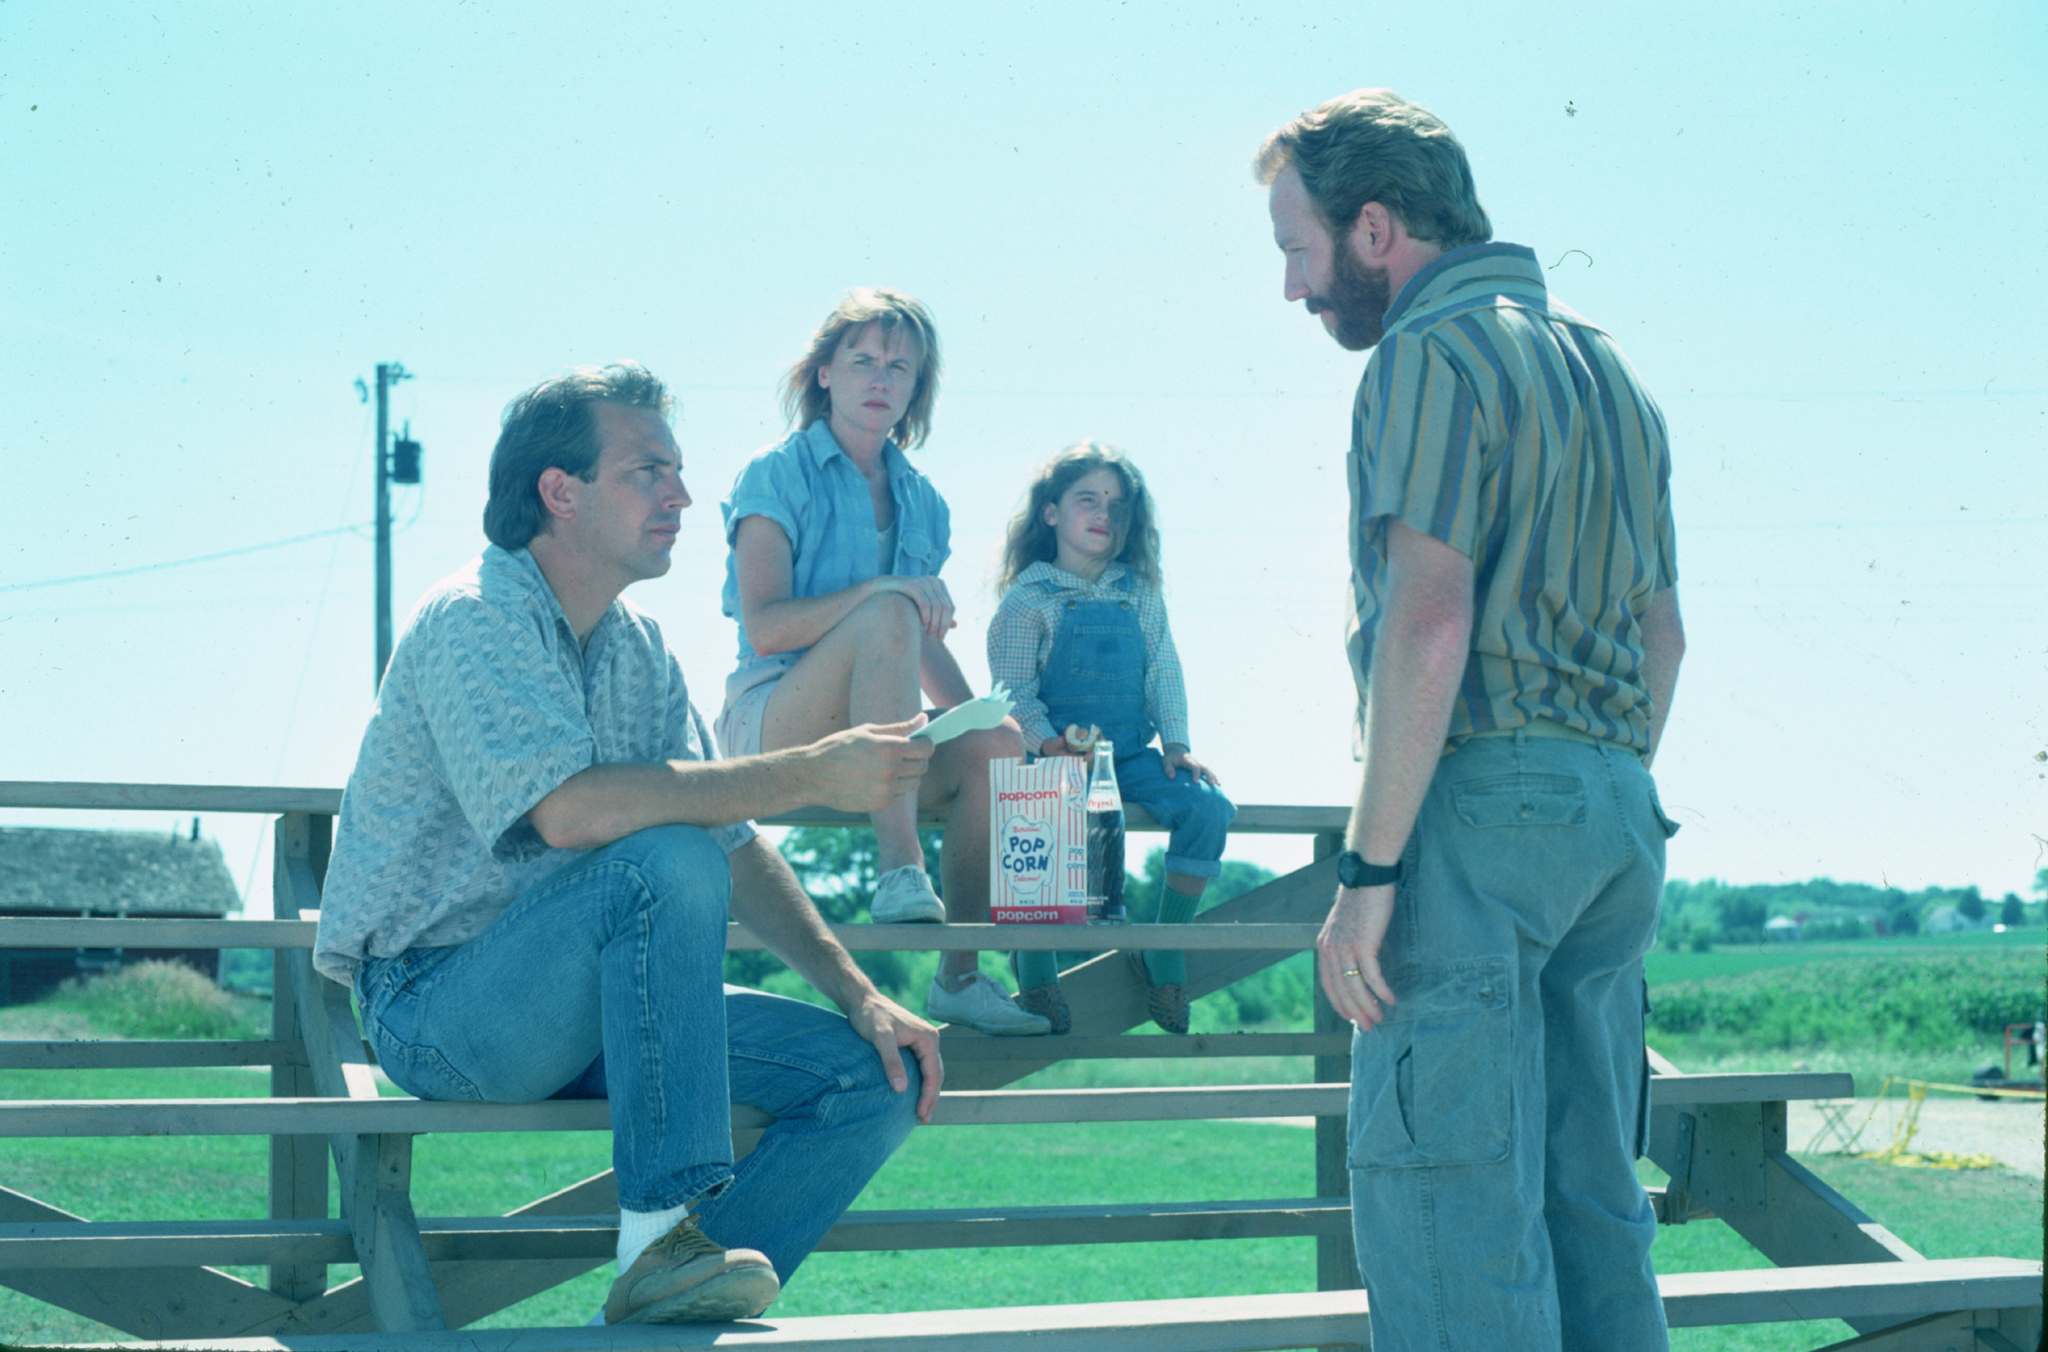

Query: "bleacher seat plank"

xmin=0 ymin=1199 xmax=1354 ymax=1269
xmin=0 ymin=1073 xmax=1855 ymax=1140
xmin=0 ymin=782 xmax=1345 ymax=836
xmin=0 ymin=1038 xmax=308 ymax=1070
xmin=0 ymin=1085 xmax=1351 ymax=1136
xmin=939 ymin=1031 xmax=1350 ymax=1060
xmin=1651 ymin=1070 xmax=1853 ymax=1104
xmin=48 ymin=1259 xmax=2046 ymax=1351
xmin=1657 ymin=1256 xmax=2042 ymax=1328
xmin=0 ymin=916 xmax=1319 ymax=952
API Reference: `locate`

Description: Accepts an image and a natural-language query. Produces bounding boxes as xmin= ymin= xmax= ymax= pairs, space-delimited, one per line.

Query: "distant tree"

xmin=2000 ymin=893 xmax=2026 ymax=927
xmin=2036 ymin=867 xmax=2048 ymax=903
xmin=1715 ymin=889 xmax=1767 ymax=944
xmin=1888 ymin=904 xmax=1921 ymax=937
xmin=1126 ymin=847 xmax=1273 ymax=920
xmin=722 ymin=826 xmax=939 ymax=997
xmin=1957 ymin=887 xmax=1987 ymax=923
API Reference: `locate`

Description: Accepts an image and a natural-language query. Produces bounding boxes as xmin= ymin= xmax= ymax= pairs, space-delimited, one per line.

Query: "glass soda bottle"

xmin=1085 ymin=740 xmax=1127 ymax=924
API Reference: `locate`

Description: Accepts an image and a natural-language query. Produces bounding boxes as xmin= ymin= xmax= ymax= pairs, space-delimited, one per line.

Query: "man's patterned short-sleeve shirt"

xmin=314 ymin=546 xmax=753 ymax=985
xmin=1348 ymin=242 xmax=1678 ymax=756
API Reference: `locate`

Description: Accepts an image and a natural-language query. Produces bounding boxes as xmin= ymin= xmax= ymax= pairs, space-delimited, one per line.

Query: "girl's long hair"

xmin=996 ymin=442 xmax=1162 ymax=592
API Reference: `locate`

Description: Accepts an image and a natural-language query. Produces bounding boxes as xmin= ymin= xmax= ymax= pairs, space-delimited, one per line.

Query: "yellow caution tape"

xmin=1857 ymin=1149 xmax=2004 ymax=1170
xmin=1905 ymin=1080 xmax=2045 ymax=1100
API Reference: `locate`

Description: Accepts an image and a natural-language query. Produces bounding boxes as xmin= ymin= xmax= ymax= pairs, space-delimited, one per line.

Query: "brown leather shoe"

xmin=604 ymin=1215 xmax=779 ymax=1324
xmin=1016 ymin=980 xmax=1072 ymax=1035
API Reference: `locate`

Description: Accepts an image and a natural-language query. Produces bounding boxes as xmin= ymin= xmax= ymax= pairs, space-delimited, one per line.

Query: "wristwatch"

xmin=1336 ymin=850 xmax=1403 ymax=889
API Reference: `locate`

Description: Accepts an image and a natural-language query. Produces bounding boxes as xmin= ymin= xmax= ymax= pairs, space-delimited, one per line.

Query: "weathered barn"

xmin=0 ymin=824 xmax=238 ymax=1004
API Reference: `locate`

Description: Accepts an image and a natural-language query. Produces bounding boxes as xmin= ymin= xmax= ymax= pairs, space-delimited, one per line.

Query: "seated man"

xmin=314 ymin=362 xmax=943 ymax=1326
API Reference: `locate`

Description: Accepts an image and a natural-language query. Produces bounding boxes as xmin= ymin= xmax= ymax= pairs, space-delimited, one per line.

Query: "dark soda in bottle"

xmin=1085 ymin=740 xmax=1126 ymax=924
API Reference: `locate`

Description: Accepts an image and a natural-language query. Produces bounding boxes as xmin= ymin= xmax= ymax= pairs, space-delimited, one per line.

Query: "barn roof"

xmin=0 ymin=826 xmax=240 ymax=917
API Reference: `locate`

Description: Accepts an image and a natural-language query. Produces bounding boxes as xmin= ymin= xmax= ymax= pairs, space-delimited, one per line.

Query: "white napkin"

xmin=911 ymin=681 xmax=1015 ymax=745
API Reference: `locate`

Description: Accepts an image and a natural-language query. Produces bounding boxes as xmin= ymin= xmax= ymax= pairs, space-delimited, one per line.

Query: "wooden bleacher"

xmin=0 ymin=781 xmax=2039 ymax=1351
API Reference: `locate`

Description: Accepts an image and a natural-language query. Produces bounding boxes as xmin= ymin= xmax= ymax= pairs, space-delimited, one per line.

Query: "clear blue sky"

xmin=4 ymin=1 xmax=2043 ymax=909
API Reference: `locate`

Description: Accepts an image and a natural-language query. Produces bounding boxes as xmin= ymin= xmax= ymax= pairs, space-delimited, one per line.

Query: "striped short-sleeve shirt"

xmin=1348 ymin=242 xmax=1677 ymax=755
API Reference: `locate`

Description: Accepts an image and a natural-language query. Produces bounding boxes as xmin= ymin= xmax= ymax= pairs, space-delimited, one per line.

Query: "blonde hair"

xmin=780 ymin=288 xmax=943 ymax=450
xmin=997 ymin=442 xmax=1162 ymax=592
xmin=1253 ymin=88 xmax=1491 ymax=249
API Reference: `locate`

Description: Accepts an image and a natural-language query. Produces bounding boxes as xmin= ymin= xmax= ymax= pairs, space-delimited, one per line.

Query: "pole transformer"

xmin=372 ymin=361 xmax=414 ymax=691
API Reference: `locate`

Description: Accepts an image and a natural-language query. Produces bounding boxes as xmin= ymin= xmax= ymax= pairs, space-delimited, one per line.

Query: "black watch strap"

xmin=1337 ymin=850 xmax=1403 ymax=888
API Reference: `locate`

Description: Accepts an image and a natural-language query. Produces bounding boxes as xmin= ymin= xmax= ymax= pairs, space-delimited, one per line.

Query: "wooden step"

xmin=39 ymin=1257 xmax=2043 ymax=1351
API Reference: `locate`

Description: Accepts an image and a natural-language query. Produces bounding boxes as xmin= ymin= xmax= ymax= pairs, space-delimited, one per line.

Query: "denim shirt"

xmin=718 ymin=419 xmax=951 ymax=692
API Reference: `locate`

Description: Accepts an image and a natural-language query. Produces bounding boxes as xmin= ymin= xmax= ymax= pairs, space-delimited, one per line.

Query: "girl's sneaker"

xmin=870 ymin=864 xmax=946 ymax=924
xmin=928 ymin=971 xmax=1052 ymax=1035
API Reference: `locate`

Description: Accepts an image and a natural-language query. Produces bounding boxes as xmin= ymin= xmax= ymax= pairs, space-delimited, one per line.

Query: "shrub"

xmin=1647 ymin=951 xmax=2038 ymax=1051
xmin=52 ymin=959 xmax=253 ymax=1039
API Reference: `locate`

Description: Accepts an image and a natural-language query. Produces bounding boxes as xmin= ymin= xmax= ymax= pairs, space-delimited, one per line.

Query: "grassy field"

xmin=1643 ymin=926 xmax=2041 ymax=984
xmin=0 ymin=1057 xmax=2040 ymax=1347
xmin=0 ymin=936 xmax=2038 ymax=1344
xmin=1640 ymin=930 xmax=2041 ymax=1097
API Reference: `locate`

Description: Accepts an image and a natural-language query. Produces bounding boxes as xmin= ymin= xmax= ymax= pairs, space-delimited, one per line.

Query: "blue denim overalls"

xmin=1035 ymin=575 xmax=1233 ymax=881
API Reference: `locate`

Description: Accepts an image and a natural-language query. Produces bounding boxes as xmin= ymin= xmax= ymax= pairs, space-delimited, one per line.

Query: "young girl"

xmin=987 ymin=443 xmax=1235 ymax=1034
xmin=716 ymin=288 xmax=1042 ymax=1037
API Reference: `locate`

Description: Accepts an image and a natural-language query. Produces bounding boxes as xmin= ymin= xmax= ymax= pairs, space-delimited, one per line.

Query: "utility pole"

xmin=371 ymin=362 xmax=418 ymax=691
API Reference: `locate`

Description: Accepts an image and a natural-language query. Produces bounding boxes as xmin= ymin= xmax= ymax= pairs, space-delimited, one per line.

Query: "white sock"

xmin=617 ymin=1201 xmax=693 ymax=1274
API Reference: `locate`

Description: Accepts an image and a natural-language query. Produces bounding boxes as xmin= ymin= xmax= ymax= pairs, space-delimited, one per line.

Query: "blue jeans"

xmin=355 ymin=824 xmax=920 ymax=1280
xmin=1347 ymin=731 xmax=1674 ymax=1352
xmin=1112 ymin=746 xmax=1234 ymax=879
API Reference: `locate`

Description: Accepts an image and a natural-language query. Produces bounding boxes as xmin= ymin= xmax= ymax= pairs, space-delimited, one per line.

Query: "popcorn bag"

xmin=988 ymin=756 xmax=1089 ymax=924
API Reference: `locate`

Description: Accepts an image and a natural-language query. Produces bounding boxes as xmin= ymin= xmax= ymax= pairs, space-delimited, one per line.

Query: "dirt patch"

xmin=1790 ymin=1097 xmax=2045 ymax=1176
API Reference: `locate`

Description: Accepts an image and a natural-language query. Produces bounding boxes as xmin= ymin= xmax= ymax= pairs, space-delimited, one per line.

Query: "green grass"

xmin=2 ymin=1066 xmax=2036 ymax=1346
xmin=1640 ymin=936 xmax=2040 ymax=1098
xmin=0 ymin=935 xmax=2037 ymax=1343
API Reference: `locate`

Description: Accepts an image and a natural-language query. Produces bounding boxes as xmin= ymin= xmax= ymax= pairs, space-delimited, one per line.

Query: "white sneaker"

xmin=871 ymin=864 xmax=946 ymax=924
xmin=928 ymin=972 xmax=1053 ymax=1036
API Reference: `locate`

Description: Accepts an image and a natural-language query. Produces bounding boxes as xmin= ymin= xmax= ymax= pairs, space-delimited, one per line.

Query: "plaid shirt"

xmin=315 ymin=546 xmax=752 ymax=986
xmin=986 ymin=561 xmax=1191 ymax=754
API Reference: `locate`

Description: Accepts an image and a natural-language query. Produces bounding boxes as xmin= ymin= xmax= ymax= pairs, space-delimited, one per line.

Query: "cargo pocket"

xmin=1348 ymin=961 xmax=1513 ymax=1169
xmin=1648 ymin=787 xmax=1681 ymax=839
xmin=1453 ymin=773 xmax=1587 ymax=828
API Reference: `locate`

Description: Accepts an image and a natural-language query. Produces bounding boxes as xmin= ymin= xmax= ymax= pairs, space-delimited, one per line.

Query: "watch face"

xmin=1339 ymin=851 xmax=1399 ymax=887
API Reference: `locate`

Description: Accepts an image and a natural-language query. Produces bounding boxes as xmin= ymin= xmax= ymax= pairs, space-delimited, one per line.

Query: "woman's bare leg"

xmin=760 ymin=593 xmax=924 ymax=873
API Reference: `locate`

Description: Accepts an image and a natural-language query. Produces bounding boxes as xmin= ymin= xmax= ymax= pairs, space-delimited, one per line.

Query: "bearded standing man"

xmin=1257 ymin=91 xmax=1685 ymax=1351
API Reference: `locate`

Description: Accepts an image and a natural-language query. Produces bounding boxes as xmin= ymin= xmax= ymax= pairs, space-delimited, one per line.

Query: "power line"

xmin=0 ymin=525 xmax=371 ymax=594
